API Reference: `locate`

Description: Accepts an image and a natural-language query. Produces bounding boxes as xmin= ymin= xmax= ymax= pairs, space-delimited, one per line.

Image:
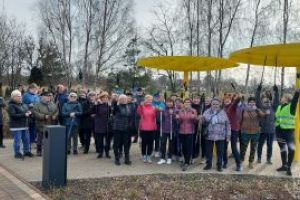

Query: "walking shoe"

xmin=15 ymin=153 xmax=24 ymax=160
xmin=24 ymin=152 xmax=34 ymax=157
xmin=125 ymin=160 xmax=132 ymax=165
xmin=115 ymin=160 xmax=121 ymax=166
xmin=147 ymin=156 xmax=152 ymax=163
xmin=83 ymin=150 xmax=89 ymax=154
xmin=277 ymin=166 xmax=288 ymax=172
xmin=249 ymin=162 xmax=254 ymax=169
xmin=36 ymin=151 xmax=42 ymax=157
xmin=181 ymin=164 xmax=188 ymax=171
xmin=67 ymin=150 xmax=70 ymax=155
xmin=97 ymin=154 xmax=103 ymax=159
xmin=203 ymin=165 xmax=212 ymax=170
xmin=157 ymin=159 xmax=166 ymax=165
xmin=217 ymin=166 xmax=223 ymax=172
xmin=236 ymin=165 xmax=243 ymax=172
xmin=154 ymin=151 xmax=160 ymax=158
xmin=222 ymin=164 xmax=227 ymax=169
xmin=106 ymin=154 xmax=111 ymax=159
xmin=287 ymin=167 xmax=292 ymax=176
xmin=166 ymin=158 xmax=172 ymax=165
xmin=266 ymin=160 xmax=273 ymax=165
xmin=143 ymin=155 xmax=147 ymax=163
xmin=73 ymin=150 xmax=78 ymax=155
xmin=0 ymin=144 xmax=5 ymax=148
xmin=257 ymin=159 xmax=261 ymax=164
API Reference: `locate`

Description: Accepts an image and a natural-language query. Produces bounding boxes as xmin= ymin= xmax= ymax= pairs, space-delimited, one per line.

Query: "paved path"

xmin=0 ymin=139 xmax=300 ymax=183
xmin=0 ymin=164 xmax=47 ymax=200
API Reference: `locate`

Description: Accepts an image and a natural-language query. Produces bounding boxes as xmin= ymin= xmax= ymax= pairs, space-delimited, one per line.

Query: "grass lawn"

xmin=35 ymin=173 xmax=300 ymax=200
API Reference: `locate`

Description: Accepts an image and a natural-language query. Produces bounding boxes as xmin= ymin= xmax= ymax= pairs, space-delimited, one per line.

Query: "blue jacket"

xmin=22 ymin=91 xmax=40 ymax=106
xmin=55 ymin=93 xmax=69 ymax=113
xmin=61 ymin=101 xmax=82 ymax=126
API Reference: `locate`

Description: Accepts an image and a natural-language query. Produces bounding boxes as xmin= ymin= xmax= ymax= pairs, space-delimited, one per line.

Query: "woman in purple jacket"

xmin=157 ymin=98 xmax=176 ymax=165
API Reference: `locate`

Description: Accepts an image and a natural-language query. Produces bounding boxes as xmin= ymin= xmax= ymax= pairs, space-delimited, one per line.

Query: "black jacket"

xmin=112 ymin=104 xmax=131 ymax=132
xmin=80 ymin=100 xmax=94 ymax=129
xmin=8 ymin=100 xmax=29 ymax=129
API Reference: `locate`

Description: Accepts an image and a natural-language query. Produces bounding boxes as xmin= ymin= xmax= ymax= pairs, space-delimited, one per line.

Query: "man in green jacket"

xmin=32 ymin=91 xmax=59 ymax=156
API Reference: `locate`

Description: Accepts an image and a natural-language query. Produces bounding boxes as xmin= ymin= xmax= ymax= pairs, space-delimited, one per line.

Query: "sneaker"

xmin=147 ymin=156 xmax=152 ymax=163
xmin=73 ymin=150 xmax=78 ymax=155
xmin=217 ymin=166 xmax=223 ymax=172
xmin=203 ymin=165 xmax=212 ymax=170
xmin=157 ymin=159 xmax=166 ymax=165
xmin=83 ymin=150 xmax=89 ymax=154
xmin=125 ymin=160 xmax=132 ymax=165
xmin=15 ymin=153 xmax=24 ymax=160
xmin=182 ymin=164 xmax=188 ymax=171
xmin=0 ymin=144 xmax=5 ymax=148
xmin=167 ymin=158 xmax=172 ymax=165
xmin=143 ymin=155 xmax=147 ymax=163
xmin=36 ymin=151 xmax=42 ymax=157
xmin=24 ymin=152 xmax=34 ymax=157
xmin=249 ymin=162 xmax=254 ymax=169
xmin=222 ymin=164 xmax=227 ymax=169
xmin=257 ymin=159 xmax=261 ymax=164
xmin=236 ymin=165 xmax=243 ymax=172
xmin=277 ymin=166 xmax=288 ymax=172
xmin=97 ymin=154 xmax=103 ymax=159
xmin=106 ymin=154 xmax=111 ymax=159
xmin=115 ymin=160 xmax=121 ymax=166
xmin=154 ymin=151 xmax=160 ymax=158
xmin=287 ymin=167 xmax=292 ymax=176
xmin=67 ymin=151 xmax=70 ymax=155
xmin=266 ymin=160 xmax=273 ymax=165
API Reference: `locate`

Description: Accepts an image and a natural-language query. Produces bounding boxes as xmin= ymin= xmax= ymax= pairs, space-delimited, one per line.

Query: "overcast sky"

xmin=1 ymin=0 xmax=161 ymax=35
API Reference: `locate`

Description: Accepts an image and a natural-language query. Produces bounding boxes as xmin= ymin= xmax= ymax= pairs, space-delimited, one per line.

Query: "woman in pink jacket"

xmin=137 ymin=95 xmax=157 ymax=163
xmin=176 ymin=98 xmax=198 ymax=171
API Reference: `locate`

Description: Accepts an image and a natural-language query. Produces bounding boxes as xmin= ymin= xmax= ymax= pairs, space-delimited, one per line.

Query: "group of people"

xmin=0 ymin=83 xmax=299 ymax=176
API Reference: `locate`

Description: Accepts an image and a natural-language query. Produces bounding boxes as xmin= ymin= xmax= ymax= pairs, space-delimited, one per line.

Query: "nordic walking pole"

xmin=170 ymin=109 xmax=173 ymax=141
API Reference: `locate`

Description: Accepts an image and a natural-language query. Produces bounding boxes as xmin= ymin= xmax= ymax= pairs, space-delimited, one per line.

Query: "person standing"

xmin=0 ymin=95 xmax=6 ymax=148
xmin=22 ymin=83 xmax=40 ymax=144
xmin=240 ymin=97 xmax=265 ymax=169
xmin=78 ymin=89 xmax=88 ymax=149
xmin=256 ymin=84 xmax=279 ymax=164
xmin=62 ymin=92 xmax=82 ymax=155
xmin=192 ymin=95 xmax=203 ymax=159
xmin=93 ymin=92 xmax=112 ymax=158
xmin=202 ymin=98 xmax=230 ymax=172
xmin=157 ymin=98 xmax=176 ymax=165
xmin=137 ymin=95 xmax=157 ymax=163
xmin=275 ymin=89 xmax=299 ymax=176
xmin=32 ymin=92 xmax=58 ymax=156
xmin=126 ymin=92 xmax=138 ymax=150
xmin=112 ymin=95 xmax=131 ymax=165
xmin=176 ymin=98 xmax=198 ymax=171
xmin=223 ymin=93 xmax=243 ymax=171
xmin=54 ymin=85 xmax=68 ymax=125
xmin=80 ymin=91 xmax=96 ymax=154
xmin=8 ymin=90 xmax=34 ymax=159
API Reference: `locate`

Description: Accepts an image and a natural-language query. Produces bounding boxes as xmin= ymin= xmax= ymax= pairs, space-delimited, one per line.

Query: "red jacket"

xmin=224 ymin=98 xmax=241 ymax=132
xmin=177 ymin=108 xmax=198 ymax=134
xmin=137 ymin=104 xmax=157 ymax=131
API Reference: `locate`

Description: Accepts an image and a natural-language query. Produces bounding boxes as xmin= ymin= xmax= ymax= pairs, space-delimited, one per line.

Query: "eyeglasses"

xmin=212 ymin=103 xmax=220 ymax=106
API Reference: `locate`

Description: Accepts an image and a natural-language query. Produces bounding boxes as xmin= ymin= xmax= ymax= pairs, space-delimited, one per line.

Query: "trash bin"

xmin=42 ymin=125 xmax=67 ymax=189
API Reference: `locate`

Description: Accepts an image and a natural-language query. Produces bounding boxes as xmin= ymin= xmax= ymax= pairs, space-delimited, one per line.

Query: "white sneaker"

xmin=147 ymin=156 xmax=152 ymax=163
xmin=143 ymin=155 xmax=147 ymax=163
xmin=157 ymin=159 xmax=166 ymax=165
xmin=167 ymin=158 xmax=172 ymax=165
xmin=154 ymin=152 xmax=160 ymax=158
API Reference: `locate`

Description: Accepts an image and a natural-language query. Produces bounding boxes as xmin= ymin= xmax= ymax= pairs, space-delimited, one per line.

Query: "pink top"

xmin=177 ymin=108 xmax=198 ymax=134
xmin=137 ymin=104 xmax=157 ymax=131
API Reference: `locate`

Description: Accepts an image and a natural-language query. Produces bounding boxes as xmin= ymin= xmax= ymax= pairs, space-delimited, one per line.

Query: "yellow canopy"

xmin=230 ymin=43 xmax=300 ymax=161
xmin=137 ymin=56 xmax=237 ymax=72
xmin=229 ymin=43 xmax=300 ymax=67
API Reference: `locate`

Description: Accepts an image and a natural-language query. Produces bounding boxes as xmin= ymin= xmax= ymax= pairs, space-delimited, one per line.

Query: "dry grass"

xmin=36 ymin=173 xmax=299 ymax=200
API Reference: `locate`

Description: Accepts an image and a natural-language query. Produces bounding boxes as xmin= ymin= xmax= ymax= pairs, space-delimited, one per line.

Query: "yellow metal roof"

xmin=229 ymin=43 xmax=300 ymax=67
xmin=137 ymin=56 xmax=237 ymax=72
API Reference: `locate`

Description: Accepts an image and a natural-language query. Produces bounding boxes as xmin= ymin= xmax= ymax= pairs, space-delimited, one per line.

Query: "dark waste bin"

xmin=42 ymin=125 xmax=67 ymax=189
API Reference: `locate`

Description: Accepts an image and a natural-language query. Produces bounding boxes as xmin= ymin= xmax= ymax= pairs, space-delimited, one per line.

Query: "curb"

xmin=0 ymin=163 xmax=51 ymax=200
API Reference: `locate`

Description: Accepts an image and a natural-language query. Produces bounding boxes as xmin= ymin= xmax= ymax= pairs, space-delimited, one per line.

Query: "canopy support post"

xmin=294 ymin=67 xmax=300 ymax=161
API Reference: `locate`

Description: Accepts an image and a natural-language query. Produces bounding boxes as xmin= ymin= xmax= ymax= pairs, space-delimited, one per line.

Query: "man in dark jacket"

xmin=80 ymin=91 xmax=96 ymax=154
xmin=256 ymin=84 xmax=279 ymax=164
xmin=32 ymin=91 xmax=59 ymax=156
xmin=54 ymin=84 xmax=68 ymax=125
xmin=62 ymin=92 xmax=83 ymax=155
xmin=78 ymin=89 xmax=88 ymax=149
xmin=8 ymin=90 xmax=34 ymax=159
xmin=126 ymin=92 xmax=137 ymax=149
xmin=0 ymin=96 xmax=6 ymax=148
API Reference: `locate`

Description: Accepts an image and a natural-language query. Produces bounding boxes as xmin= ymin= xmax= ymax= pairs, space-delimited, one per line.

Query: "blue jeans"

xmin=11 ymin=130 xmax=30 ymax=156
xmin=257 ymin=132 xmax=274 ymax=161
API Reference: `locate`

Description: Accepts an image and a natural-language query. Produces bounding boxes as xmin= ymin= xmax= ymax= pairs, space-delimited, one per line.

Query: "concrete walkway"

xmin=0 ymin=139 xmax=299 ymax=183
xmin=0 ymin=164 xmax=48 ymax=200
